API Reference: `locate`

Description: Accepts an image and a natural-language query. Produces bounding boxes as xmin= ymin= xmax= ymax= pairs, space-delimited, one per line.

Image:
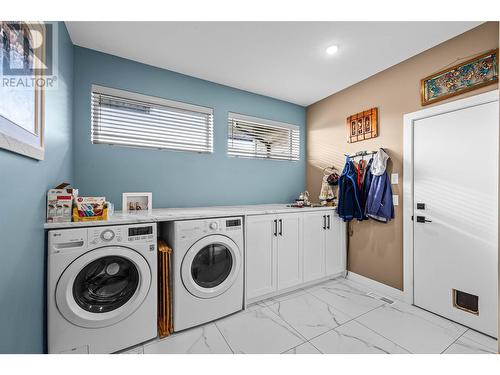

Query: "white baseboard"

xmin=246 ymin=271 xmax=345 ymax=306
xmin=346 ymin=271 xmax=405 ymax=302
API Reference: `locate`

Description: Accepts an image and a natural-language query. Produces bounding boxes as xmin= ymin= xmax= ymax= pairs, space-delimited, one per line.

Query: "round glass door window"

xmin=73 ymin=256 xmax=139 ymax=313
xmin=191 ymin=244 xmax=233 ymax=289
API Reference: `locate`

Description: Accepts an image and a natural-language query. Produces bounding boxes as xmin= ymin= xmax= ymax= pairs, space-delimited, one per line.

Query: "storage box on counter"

xmin=47 ymin=185 xmax=79 ymax=223
xmin=72 ymin=197 xmax=108 ymax=222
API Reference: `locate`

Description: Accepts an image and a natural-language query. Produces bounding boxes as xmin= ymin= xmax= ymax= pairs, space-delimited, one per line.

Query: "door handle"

xmin=273 ymin=219 xmax=277 ymax=236
xmin=327 ymin=215 xmax=330 ymax=230
xmin=279 ymin=219 xmax=283 ymax=236
xmin=416 ymin=215 xmax=432 ymax=223
xmin=322 ymin=215 xmax=326 ymax=230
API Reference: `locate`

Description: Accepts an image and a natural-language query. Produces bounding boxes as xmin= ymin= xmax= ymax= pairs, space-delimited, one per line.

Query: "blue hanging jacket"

xmin=365 ymin=171 xmax=394 ymax=223
xmin=337 ymin=156 xmax=363 ymax=222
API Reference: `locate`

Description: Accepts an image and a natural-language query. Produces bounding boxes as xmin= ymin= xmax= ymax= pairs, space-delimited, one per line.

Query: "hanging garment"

xmin=337 ymin=156 xmax=363 ymax=222
xmin=365 ymin=149 xmax=394 ymax=223
xmin=370 ymin=148 xmax=390 ymax=176
xmin=365 ymin=173 xmax=394 ymax=223
xmin=356 ymin=159 xmax=366 ymax=189
xmin=359 ymin=158 xmax=373 ymax=221
xmin=319 ymin=175 xmax=335 ymax=201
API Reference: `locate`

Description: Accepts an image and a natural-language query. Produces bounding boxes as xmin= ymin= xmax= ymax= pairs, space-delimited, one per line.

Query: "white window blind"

xmin=91 ymin=85 xmax=213 ymax=153
xmin=227 ymin=113 xmax=300 ymax=161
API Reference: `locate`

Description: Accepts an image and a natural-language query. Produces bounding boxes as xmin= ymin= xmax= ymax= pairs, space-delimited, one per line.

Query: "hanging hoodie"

xmin=370 ymin=148 xmax=389 ymax=176
xmin=365 ymin=149 xmax=394 ymax=223
xmin=337 ymin=156 xmax=363 ymax=222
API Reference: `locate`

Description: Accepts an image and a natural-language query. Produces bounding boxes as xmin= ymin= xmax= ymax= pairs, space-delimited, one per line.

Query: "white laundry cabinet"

xmin=245 ymin=209 xmax=346 ymax=303
xmin=303 ymin=211 xmax=344 ymax=282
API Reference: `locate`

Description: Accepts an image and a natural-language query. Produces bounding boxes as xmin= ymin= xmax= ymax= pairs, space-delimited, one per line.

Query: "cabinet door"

xmin=325 ymin=213 xmax=342 ymax=275
xmin=246 ymin=215 xmax=277 ymax=299
xmin=276 ymin=213 xmax=302 ymax=290
xmin=303 ymin=212 xmax=326 ymax=282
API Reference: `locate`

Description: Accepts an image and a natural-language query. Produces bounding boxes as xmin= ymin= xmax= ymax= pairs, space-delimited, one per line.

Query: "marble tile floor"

xmin=124 ymin=277 xmax=497 ymax=354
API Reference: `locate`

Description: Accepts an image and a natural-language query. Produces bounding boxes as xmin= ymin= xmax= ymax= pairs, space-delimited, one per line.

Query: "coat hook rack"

xmin=346 ymin=148 xmax=387 ymax=160
xmin=346 ymin=150 xmax=376 ymax=159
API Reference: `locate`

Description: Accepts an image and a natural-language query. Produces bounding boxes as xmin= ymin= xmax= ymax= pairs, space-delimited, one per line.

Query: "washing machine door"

xmin=181 ymin=235 xmax=241 ymax=299
xmin=55 ymin=246 xmax=151 ymax=328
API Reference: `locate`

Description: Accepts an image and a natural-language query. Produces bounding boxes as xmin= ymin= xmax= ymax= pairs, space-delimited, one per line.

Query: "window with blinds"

xmin=227 ymin=113 xmax=300 ymax=161
xmin=91 ymin=85 xmax=214 ymax=153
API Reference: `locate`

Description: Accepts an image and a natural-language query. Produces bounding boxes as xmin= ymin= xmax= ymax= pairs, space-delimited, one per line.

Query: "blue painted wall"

xmin=0 ymin=23 xmax=74 ymax=353
xmin=73 ymin=47 xmax=306 ymax=209
xmin=0 ymin=34 xmax=305 ymax=354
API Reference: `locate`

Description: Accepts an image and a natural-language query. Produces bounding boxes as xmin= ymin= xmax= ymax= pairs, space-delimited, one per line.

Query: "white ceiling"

xmin=65 ymin=22 xmax=481 ymax=106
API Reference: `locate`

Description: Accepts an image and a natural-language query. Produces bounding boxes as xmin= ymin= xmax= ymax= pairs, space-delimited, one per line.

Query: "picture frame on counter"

xmin=122 ymin=192 xmax=152 ymax=215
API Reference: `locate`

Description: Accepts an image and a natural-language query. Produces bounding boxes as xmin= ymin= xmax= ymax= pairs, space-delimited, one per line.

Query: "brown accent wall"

xmin=306 ymin=22 xmax=499 ymax=290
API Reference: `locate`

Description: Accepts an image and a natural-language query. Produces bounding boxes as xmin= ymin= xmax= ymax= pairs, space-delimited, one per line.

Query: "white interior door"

xmin=413 ymin=98 xmax=498 ymax=338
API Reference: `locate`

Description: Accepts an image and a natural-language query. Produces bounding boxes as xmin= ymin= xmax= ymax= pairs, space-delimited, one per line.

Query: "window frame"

xmin=91 ymin=84 xmax=214 ymax=154
xmin=227 ymin=112 xmax=300 ymax=161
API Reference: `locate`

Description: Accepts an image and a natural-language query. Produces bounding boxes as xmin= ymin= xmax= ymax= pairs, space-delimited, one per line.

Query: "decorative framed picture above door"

xmin=346 ymin=107 xmax=378 ymax=143
xmin=420 ymin=48 xmax=498 ymax=106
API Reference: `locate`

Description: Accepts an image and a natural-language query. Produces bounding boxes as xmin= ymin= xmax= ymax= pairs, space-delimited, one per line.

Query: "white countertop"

xmin=43 ymin=204 xmax=337 ymax=230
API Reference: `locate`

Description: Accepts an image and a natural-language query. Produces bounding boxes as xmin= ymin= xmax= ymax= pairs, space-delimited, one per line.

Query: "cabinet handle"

xmin=327 ymin=215 xmax=330 ymax=230
xmin=279 ymin=219 xmax=283 ymax=236
xmin=273 ymin=219 xmax=277 ymax=236
xmin=323 ymin=215 xmax=326 ymax=230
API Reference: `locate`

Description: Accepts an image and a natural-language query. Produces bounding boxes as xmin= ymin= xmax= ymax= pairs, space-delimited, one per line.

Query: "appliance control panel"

xmin=206 ymin=217 xmax=243 ymax=232
xmin=127 ymin=225 xmax=155 ymax=242
xmin=89 ymin=227 xmax=124 ymax=245
xmin=225 ymin=218 xmax=242 ymax=229
xmin=88 ymin=224 xmax=156 ymax=246
xmin=49 ymin=224 xmax=157 ymax=254
xmin=176 ymin=217 xmax=243 ymax=240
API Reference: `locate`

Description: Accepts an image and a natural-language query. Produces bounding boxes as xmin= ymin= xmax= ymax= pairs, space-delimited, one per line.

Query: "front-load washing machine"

xmin=47 ymin=223 xmax=157 ymax=354
xmin=164 ymin=217 xmax=244 ymax=331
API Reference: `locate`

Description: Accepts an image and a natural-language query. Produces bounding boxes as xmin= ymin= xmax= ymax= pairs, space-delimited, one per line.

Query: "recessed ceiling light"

xmin=326 ymin=45 xmax=339 ymax=55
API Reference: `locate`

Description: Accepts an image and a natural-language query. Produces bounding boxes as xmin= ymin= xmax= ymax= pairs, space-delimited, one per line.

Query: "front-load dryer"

xmin=47 ymin=223 xmax=157 ymax=354
xmin=164 ymin=217 xmax=244 ymax=331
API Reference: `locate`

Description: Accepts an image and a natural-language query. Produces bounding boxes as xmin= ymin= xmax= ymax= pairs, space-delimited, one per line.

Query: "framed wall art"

xmin=346 ymin=107 xmax=378 ymax=143
xmin=421 ymin=48 xmax=498 ymax=106
xmin=0 ymin=21 xmax=47 ymax=160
